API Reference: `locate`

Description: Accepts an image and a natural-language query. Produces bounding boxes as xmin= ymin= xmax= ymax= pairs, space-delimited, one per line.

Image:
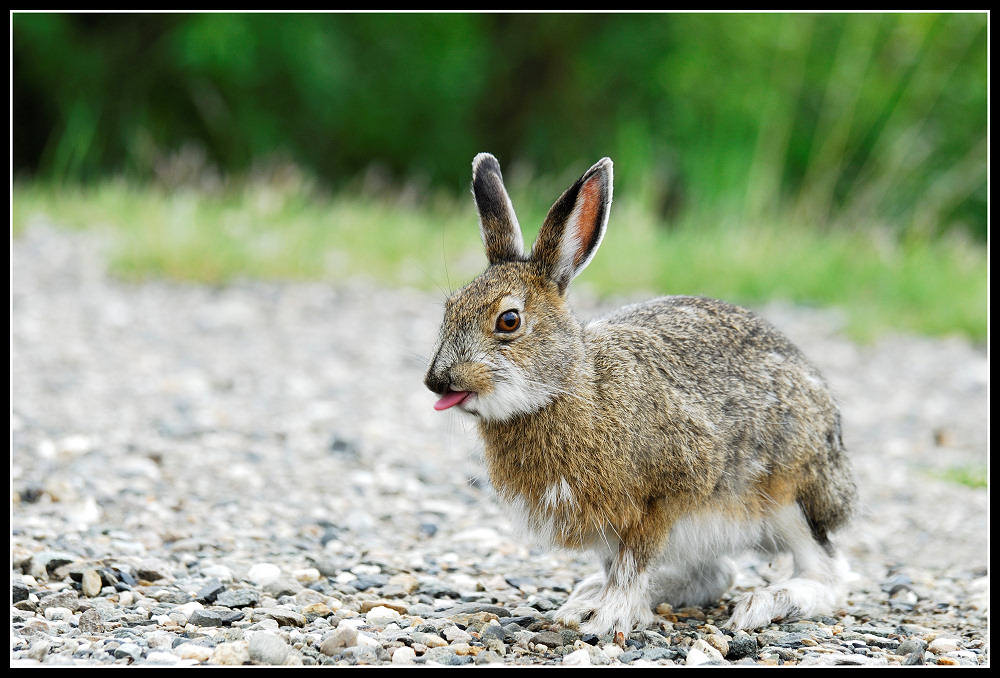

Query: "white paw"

xmin=725 ymin=589 xmax=786 ymax=630
xmin=579 ymin=598 xmax=654 ymax=637
xmin=575 ymin=578 xmax=655 ymax=637
xmin=725 ymin=578 xmax=840 ymax=631
xmin=553 ymin=597 xmax=601 ymax=629
xmin=554 ymin=571 xmax=606 ymax=627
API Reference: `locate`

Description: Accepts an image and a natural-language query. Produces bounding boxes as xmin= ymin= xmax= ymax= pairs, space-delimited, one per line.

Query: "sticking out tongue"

xmin=434 ymin=390 xmax=472 ymax=411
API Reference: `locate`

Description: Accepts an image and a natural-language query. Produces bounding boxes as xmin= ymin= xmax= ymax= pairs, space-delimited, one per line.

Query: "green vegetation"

xmin=14 ymin=13 xmax=987 ymax=240
xmin=13 ymin=178 xmax=986 ymax=342
xmin=934 ymin=466 xmax=988 ymax=489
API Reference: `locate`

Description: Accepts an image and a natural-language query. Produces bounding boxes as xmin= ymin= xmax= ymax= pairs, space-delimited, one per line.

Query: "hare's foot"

xmin=651 ymin=557 xmax=736 ymax=609
xmin=579 ymin=579 xmax=655 ymax=637
xmin=576 ymin=545 xmax=655 ymax=637
xmin=724 ymin=577 xmax=839 ymax=630
xmin=553 ymin=572 xmax=605 ymax=627
xmin=725 ymin=504 xmax=849 ymax=630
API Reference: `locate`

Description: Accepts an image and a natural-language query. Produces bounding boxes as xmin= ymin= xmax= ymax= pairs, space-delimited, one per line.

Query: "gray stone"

xmin=432 ymin=602 xmax=512 ymax=618
xmin=481 ymin=624 xmax=511 ymax=643
xmin=248 ymin=632 xmax=289 ymax=665
xmin=13 ymin=582 xmax=30 ymax=603
xmin=263 ymin=578 xmax=302 ymax=598
xmin=423 ymin=646 xmax=473 ymax=665
xmin=135 ymin=559 xmax=172 ymax=582
xmin=897 ymin=638 xmax=927 ymax=656
xmin=188 ymin=608 xmax=244 ymax=626
xmin=341 ymin=646 xmax=379 ymax=665
xmin=30 ymin=550 xmax=78 ymax=579
xmin=114 ymin=643 xmax=143 ymax=662
xmin=254 ymin=608 xmax=307 ymax=627
xmin=530 ymin=631 xmax=565 ymax=649
xmin=195 ymin=578 xmax=225 ymax=603
xmin=619 ymin=649 xmax=643 ymax=664
xmin=475 ymin=650 xmax=504 ymax=664
xmin=216 ymin=588 xmax=260 ymax=608
xmin=38 ymin=590 xmax=79 ymax=612
xmin=727 ymin=630 xmax=757 ymax=659
xmin=643 ymin=647 xmax=678 ymax=661
xmin=78 ymin=608 xmax=103 ymax=633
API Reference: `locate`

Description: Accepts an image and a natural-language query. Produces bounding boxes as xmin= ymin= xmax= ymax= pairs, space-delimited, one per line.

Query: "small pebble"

xmin=248 ymin=632 xmax=289 ymax=665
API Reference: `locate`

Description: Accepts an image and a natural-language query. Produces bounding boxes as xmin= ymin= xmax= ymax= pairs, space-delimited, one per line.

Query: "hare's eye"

xmin=496 ymin=309 xmax=521 ymax=333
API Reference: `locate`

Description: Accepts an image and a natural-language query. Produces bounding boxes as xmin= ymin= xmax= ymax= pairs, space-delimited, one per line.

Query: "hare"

xmin=424 ymin=153 xmax=857 ymax=636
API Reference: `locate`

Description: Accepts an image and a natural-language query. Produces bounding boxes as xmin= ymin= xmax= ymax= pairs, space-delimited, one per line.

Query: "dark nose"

xmin=424 ymin=368 xmax=450 ymax=395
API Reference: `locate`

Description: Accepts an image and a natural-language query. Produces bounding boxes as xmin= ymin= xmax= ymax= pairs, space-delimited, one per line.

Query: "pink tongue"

xmin=434 ymin=390 xmax=471 ymax=411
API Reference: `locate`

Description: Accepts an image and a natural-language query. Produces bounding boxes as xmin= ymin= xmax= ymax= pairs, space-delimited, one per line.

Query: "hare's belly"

xmin=498 ymin=481 xmax=614 ymax=552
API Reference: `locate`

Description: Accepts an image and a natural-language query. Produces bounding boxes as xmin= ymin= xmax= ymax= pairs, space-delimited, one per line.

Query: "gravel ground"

xmin=11 ymin=225 xmax=989 ymax=666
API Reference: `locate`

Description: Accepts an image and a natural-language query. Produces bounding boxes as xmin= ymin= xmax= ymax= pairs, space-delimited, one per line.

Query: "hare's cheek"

xmin=474 ymin=355 xmax=558 ymax=423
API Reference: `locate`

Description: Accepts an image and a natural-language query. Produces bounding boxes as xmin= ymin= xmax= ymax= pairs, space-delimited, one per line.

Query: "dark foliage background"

xmin=13 ymin=13 xmax=987 ymax=239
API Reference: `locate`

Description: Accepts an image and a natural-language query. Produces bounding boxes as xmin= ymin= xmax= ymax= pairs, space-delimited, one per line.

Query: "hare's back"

xmin=585 ymin=295 xmax=835 ymax=419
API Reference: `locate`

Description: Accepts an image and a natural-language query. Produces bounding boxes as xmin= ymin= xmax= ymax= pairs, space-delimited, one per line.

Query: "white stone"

xmin=443 ymin=625 xmax=473 ymax=643
xmin=356 ymin=632 xmax=380 ymax=649
xmin=602 ymin=643 xmax=624 ymax=660
xmin=928 ymin=638 xmax=961 ymax=654
xmin=201 ymin=564 xmax=234 ymax=582
xmin=43 ymin=606 xmax=73 ymax=621
xmin=147 ymin=631 xmax=175 ymax=650
xmin=247 ymin=563 xmax=282 ymax=585
xmin=292 ymin=568 xmax=321 ymax=584
xmin=365 ymin=606 xmax=401 ymax=626
xmin=685 ymin=646 xmax=714 ymax=666
xmin=175 ymin=643 xmax=213 ymax=662
xmin=146 ymin=651 xmax=181 ymax=665
xmin=212 ymin=641 xmax=250 ymax=665
xmin=392 ymin=646 xmax=416 ymax=664
xmin=563 ymin=648 xmax=592 ymax=665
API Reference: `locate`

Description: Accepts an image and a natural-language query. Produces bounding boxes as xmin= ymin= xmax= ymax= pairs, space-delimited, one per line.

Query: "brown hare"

xmin=424 ymin=153 xmax=857 ymax=636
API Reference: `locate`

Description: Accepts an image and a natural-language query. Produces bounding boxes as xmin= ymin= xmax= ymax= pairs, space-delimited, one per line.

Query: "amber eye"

xmin=496 ymin=309 xmax=521 ymax=333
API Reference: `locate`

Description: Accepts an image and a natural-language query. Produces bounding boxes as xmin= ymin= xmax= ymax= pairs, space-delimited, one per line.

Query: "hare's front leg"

xmin=553 ymin=571 xmax=605 ymax=627
xmin=579 ymin=540 xmax=657 ymax=637
xmin=554 ymin=549 xmax=615 ymax=627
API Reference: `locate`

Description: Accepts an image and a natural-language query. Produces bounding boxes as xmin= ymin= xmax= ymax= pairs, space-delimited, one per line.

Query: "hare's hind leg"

xmin=651 ymin=557 xmax=736 ymax=609
xmin=725 ymin=503 xmax=849 ymax=630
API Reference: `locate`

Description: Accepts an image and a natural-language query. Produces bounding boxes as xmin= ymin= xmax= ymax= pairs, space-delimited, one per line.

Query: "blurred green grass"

xmin=13 ymin=178 xmax=986 ymax=343
xmin=934 ymin=466 xmax=987 ymax=489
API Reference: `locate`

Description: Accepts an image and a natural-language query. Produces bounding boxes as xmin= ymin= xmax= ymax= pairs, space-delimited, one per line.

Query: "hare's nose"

xmin=424 ymin=369 xmax=451 ymax=395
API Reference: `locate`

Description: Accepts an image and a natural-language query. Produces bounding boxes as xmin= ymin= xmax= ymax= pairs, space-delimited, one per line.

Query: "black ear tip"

xmin=472 ymin=152 xmax=502 ymax=179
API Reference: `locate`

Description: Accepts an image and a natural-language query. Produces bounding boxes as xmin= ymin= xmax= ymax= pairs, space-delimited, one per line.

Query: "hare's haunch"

xmin=424 ymin=153 xmax=857 ymax=635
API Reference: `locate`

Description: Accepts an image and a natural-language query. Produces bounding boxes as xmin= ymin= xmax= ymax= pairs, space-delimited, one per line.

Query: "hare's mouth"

xmin=434 ymin=390 xmax=474 ymax=411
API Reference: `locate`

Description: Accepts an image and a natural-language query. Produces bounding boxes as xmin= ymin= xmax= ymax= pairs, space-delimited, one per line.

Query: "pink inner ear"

xmin=573 ymin=176 xmax=602 ymax=267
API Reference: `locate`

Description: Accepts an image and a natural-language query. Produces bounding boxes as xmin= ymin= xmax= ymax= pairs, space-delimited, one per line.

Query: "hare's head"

xmin=424 ymin=153 xmax=612 ymax=422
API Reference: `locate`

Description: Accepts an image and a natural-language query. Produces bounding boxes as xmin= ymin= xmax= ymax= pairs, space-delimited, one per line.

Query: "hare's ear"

xmin=472 ymin=153 xmax=524 ymax=265
xmin=531 ymin=158 xmax=612 ymax=293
